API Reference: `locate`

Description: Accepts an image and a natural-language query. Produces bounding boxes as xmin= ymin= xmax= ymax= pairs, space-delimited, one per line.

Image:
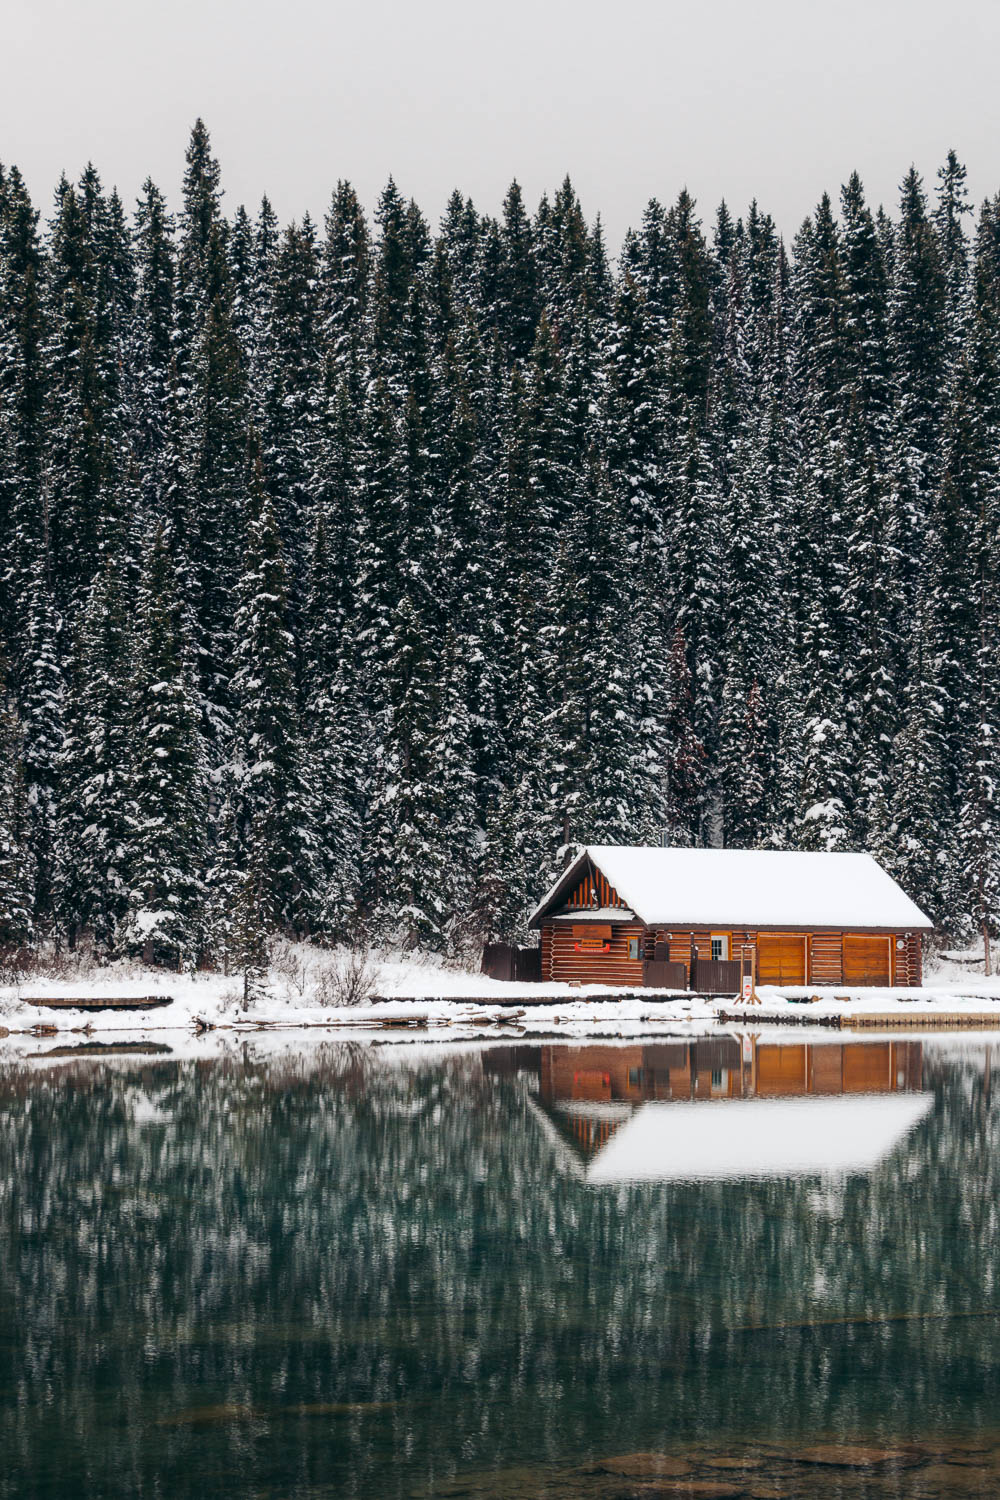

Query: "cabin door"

xmin=756 ymin=933 xmax=807 ymax=985
xmin=842 ymin=935 xmax=892 ymax=986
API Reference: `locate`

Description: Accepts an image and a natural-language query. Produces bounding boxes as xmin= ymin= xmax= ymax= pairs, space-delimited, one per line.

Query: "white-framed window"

xmin=628 ymin=937 xmax=640 ymax=960
xmin=710 ymin=935 xmax=729 ymax=961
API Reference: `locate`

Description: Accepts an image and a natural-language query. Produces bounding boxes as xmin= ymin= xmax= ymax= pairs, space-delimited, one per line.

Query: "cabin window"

xmin=711 ymin=935 xmax=729 ymax=961
xmin=628 ymin=937 xmax=640 ymax=960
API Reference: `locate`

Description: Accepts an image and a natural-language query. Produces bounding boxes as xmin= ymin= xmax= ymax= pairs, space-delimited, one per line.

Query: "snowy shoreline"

xmin=2 ymin=944 xmax=1000 ymax=1039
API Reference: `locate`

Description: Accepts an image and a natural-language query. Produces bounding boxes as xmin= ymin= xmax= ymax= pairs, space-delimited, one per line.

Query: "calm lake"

xmin=2 ymin=1032 xmax=1000 ymax=1498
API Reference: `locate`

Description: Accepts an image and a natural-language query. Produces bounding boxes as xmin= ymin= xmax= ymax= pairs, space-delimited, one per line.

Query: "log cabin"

xmin=528 ymin=846 xmax=933 ymax=990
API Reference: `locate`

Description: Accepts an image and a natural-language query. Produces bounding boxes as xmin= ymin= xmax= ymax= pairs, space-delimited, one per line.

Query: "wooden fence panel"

xmin=690 ymin=958 xmax=742 ymax=994
xmin=481 ymin=943 xmax=541 ymax=982
xmin=643 ymin=960 xmax=689 ymax=990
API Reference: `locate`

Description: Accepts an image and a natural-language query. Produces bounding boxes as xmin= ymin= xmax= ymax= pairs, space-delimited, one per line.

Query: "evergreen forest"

xmin=1 ymin=123 xmax=998 ymax=968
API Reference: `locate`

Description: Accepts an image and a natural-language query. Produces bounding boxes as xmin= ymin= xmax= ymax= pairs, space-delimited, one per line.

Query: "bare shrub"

xmin=0 ymin=945 xmax=35 ymax=986
xmin=269 ymin=938 xmax=314 ymax=998
xmin=314 ymin=945 xmax=379 ymax=1008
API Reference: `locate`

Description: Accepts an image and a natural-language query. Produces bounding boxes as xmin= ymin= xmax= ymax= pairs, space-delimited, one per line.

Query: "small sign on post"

xmin=735 ymin=942 xmax=760 ymax=1005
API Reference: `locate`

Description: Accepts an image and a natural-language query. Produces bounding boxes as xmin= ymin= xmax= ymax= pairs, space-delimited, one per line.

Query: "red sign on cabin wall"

xmin=572 ymin=924 xmax=612 ymax=953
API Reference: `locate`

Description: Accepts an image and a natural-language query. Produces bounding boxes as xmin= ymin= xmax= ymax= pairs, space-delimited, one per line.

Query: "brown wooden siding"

xmin=899 ymin=931 xmax=923 ymax=986
xmin=564 ymin=865 xmax=625 ymax=911
xmin=541 ymin=923 xmax=553 ymax=982
xmin=544 ymin=919 xmax=923 ymax=989
xmin=810 ymin=931 xmax=843 ymax=984
xmin=547 ymin=920 xmax=645 ymax=986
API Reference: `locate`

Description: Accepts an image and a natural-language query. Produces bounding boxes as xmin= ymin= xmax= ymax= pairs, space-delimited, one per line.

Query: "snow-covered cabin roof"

xmin=584 ymin=1094 xmax=934 ymax=1183
xmin=529 ymin=846 xmax=932 ymax=931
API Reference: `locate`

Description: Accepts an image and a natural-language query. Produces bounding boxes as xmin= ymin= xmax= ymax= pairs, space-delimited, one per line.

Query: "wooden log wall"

xmin=642 ymin=927 xmax=924 ymax=989
xmin=896 ymin=931 xmax=923 ymax=986
xmin=808 ymin=932 xmax=843 ymax=984
xmin=544 ymin=920 xmax=646 ymax=985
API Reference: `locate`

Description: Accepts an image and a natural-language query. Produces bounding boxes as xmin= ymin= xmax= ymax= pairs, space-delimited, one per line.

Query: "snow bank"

xmin=1 ymin=941 xmax=999 ymax=1039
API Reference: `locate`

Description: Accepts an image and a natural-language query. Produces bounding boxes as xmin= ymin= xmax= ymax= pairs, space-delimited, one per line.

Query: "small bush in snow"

xmin=315 ymin=946 xmax=378 ymax=1008
xmin=0 ymin=945 xmax=34 ymax=985
xmin=270 ymin=939 xmax=314 ymax=998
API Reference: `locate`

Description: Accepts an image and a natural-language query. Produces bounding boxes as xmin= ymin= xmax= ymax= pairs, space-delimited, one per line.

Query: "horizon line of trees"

xmin=1 ymin=122 xmax=999 ymax=971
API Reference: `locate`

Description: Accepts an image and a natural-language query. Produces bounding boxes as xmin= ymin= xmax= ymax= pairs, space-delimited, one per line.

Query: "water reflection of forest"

xmin=2 ymin=1037 xmax=999 ymax=1500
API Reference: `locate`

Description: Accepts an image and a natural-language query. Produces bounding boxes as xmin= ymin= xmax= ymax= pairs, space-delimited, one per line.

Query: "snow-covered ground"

xmin=1 ymin=943 xmax=998 ymax=1038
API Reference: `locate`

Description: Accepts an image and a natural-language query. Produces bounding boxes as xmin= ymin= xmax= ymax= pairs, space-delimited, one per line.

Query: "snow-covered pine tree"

xmin=260 ymin=216 xmax=322 ymax=600
xmin=714 ymin=206 xmax=789 ymax=847
xmin=174 ymin=119 xmax=223 ymax=356
xmin=178 ymin=219 xmax=248 ymax=734
xmin=557 ymin=451 xmax=641 ymax=848
xmin=232 ymin=809 xmax=273 ymax=1008
xmin=934 ymin=150 xmax=973 ymax=372
xmin=956 ymin=606 xmax=1000 ymax=971
xmin=439 ymin=189 xmax=481 ymax=317
xmin=371 ymin=178 xmax=415 ymax=374
xmin=838 ymin=173 xmax=901 ymax=849
xmin=428 ymin=320 xmax=494 ymax=923
xmin=661 ymin=625 xmax=707 ymax=845
xmin=787 ymin=197 xmax=854 ymax=849
xmin=889 ymin=168 xmax=946 ymax=634
xmin=495 ymin=181 xmax=539 ymax=364
xmin=20 ymin=561 xmax=66 ymax=933
xmin=0 ymin=166 xmax=47 ymax=673
xmin=130 ymin=179 xmax=176 ymax=525
xmin=319 ymin=180 xmax=371 ymax=404
xmin=477 ymin=349 xmax=559 ymax=939
xmin=950 ymin=212 xmax=1000 ymax=957
xmin=602 ymin=267 xmax=671 ymax=838
xmin=301 ymin=492 xmax=364 ymax=940
xmin=60 ymin=554 xmax=135 ymax=951
xmin=364 ymin=267 xmax=459 ymax=944
xmin=0 ymin=660 xmax=35 ymax=957
xmin=120 ymin=525 xmax=207 ymax=969
xmin=888 ymin=636 xmax=952 ymax=925
xmin=41 ymin=177 xmax=118 ymax=614
xmin=231 ymin=443 xmax=317 ymax=934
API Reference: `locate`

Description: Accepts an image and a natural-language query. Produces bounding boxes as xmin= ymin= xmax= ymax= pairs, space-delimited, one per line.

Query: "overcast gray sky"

xmin=4 ymin=0 xmax=999 ymax=247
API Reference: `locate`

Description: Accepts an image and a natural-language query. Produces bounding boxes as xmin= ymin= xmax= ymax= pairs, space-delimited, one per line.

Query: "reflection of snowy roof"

xmin=584 ymin=1093 xmax=934 ymax=1184
xmin=553 ymin=1100 xmax=633 ymax=1121
xmin=529 ymin=846 xmax=932 ymax=930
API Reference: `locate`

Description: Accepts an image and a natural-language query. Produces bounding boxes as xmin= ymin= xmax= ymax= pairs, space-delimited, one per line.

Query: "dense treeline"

xmin=0 ymin=123 xmax=998 ymax=968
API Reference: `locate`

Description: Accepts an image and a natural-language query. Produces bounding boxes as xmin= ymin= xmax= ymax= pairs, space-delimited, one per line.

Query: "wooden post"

xmin=734 ymin=941 xmax=760 ymax=1004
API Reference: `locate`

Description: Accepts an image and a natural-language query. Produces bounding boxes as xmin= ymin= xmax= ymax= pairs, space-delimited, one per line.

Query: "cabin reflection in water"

xmin=530 ymin=1039 xmax=926 ymax=1175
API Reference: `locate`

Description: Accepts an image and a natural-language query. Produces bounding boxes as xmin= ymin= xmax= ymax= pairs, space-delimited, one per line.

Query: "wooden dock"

xmin=846 ymin=1011 xmax=1000 ymax=1030
xmin=720 ymin=1008 xmax=1000 ymax=1031
xmin=25 ymin=995 xmax=174 ymax=1013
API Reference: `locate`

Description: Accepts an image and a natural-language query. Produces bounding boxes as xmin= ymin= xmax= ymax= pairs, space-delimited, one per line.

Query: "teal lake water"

xmin=2 ymin=1033 xmax=1000 ymax=1497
